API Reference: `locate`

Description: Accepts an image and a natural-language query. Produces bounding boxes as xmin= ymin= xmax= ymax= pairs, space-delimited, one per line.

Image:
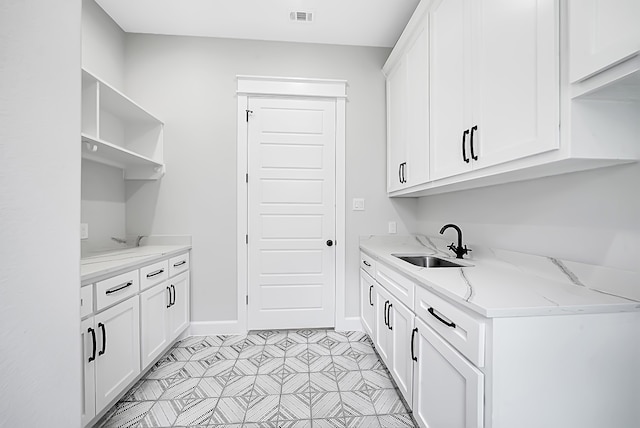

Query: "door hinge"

xmin=246 ymin=295 xmax=249 ymax=305
xmin=245 ymin=234 xmax=248 ymax=244
xmin=246 ymin=109 xmax=253 ymax=122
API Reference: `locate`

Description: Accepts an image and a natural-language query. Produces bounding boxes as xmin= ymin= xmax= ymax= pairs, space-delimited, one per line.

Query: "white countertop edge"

xmin=81 ymin=245 xmax=192 ymax=285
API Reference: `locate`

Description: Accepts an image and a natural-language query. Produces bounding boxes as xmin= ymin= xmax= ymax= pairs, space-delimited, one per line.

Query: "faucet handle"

xmin=447 ymin=243 xmax=457 ymax=253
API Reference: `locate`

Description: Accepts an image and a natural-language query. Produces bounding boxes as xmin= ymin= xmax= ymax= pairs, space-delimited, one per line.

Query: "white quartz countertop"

xmin=81 ymin=245 xmax=191 ymax=284
xmin=360 ymin=235 xmax=640 ymax=318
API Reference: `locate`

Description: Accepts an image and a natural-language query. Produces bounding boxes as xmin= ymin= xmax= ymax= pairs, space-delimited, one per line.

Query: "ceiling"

xmin=95 ymin=0 xmax=421 ymax=48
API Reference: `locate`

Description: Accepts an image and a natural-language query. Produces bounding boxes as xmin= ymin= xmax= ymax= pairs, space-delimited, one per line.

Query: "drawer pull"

xmin=363 ymin=260 xmax=371 ymax=267
xmin=368 ymin=285 xmax=373 ymax=306
xmin=88 ymin=327 xmax=96 ymax=362
xmin=428 ymin=307 xmax=456 ymax=328
xmin=387 ymin=303 xmax=393 ymax=330
xmin=105 ymin=281 xmax=133 ymax=295
xmin=98 ymin=322 xmax=106 ymax=356
xmin=146 ymin=269 xmax=165 ymax=278
xmin=173 ymin=260 xmax=187 ymax=267
xmin=411 ymin=327 xmax=418 ymax=362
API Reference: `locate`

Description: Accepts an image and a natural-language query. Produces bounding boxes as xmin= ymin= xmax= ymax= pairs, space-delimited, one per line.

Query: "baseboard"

xmin=335 ymin=316 xmax=363 ymax=332
xmin=189 ymin=320 xmax=246 ymax=336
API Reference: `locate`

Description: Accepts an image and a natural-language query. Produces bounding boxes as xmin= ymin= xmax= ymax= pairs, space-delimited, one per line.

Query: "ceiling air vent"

xmin=290 ymin=11 xmax=313 ymax=23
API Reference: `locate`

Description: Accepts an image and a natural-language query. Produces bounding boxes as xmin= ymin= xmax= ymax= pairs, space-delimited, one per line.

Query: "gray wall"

xmin=415 ymin=162 xmax=640 ymax=272
xmin=123 ymin=34 xmax=414 ymax=323
xmin=0 ymin=0 xmax=81 ymax=425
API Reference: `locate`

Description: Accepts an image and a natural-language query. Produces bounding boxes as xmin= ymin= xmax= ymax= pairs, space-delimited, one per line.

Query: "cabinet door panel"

xmin=473 ymin=0 xmax=559 ymax=169
xmin=94 ymin=296 xmax=141 ymax=413
xmin=387 ymin=61 xmax=408 ymax=192
xmin=360 ymin=271 xmax=376 ymax=338
xmin=140 ymin=282 xmax=170 ymax=368
xmin=374 ymin=285 xmax=393 ymax=365
xmin=430 ymin=0 xmax=471 ymax=180
xmin=389 ymin=299 xmax=414 ymax=406
xmin=81 ymin=318 xmax=96 ymax=426
xmin=169 ymin=272 xmax=190 ymax=341
xmin=412 ymin=317 xmax=483 ymax=428
xmin=569 ymin=0 xmax=640 ymax=83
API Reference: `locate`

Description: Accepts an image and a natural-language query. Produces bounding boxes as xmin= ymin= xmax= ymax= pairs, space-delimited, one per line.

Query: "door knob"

xmin=326 ymin=240 xmax=334 ymax=247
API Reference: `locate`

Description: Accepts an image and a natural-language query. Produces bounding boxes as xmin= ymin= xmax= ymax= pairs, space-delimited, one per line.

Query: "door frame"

xmin=236 ymin=75 xmax=347 ymax=333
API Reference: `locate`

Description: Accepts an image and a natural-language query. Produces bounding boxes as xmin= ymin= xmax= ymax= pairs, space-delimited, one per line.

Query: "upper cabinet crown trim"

xmin=236 ymin=75 xmax=347 ymax=98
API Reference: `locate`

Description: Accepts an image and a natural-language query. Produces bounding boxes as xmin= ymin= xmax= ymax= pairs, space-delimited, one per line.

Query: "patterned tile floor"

xmin=97 ymin=329 xmax=416 ymax=428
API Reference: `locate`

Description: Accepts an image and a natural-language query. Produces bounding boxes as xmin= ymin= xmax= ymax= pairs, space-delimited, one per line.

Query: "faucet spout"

xmin=439 ymin=223 xmax=471 ymax=259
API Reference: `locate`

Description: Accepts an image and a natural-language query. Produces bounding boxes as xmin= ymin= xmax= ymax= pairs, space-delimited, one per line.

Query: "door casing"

xmin=236 ymin=75 xmax=348 ymax=333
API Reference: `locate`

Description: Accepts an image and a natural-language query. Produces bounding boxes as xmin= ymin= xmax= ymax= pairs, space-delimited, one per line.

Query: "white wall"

xmin=81 ymin=160 xmax=127 ymax=256
xmin=0 ymin=0 xmax=82 ymax=426
xmin=122 ymin=34 xmax=414 ymax=323
xmin=82 ymin=0 xmax=125 ymax=90
xmin=415 ymin=162 xmax=640 ymax=272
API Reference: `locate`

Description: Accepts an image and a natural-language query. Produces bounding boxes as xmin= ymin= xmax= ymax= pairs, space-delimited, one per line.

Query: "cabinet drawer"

xmin=140 ymin=260 xmax=169 ymax=291
xmin=360 ymin=252 xmax=376 ymax=277
xmin=414 ymin=285 xmax=485 ymax=367
xmin=169 ymin=252 xmax=190 ymax=277
xmin=80 ymin=285 xmax=93 ymax=318
xmin=96 ymin=270 xmax=140 ymax=311
xmin=375 ymin=263 xmax=414 ymax=311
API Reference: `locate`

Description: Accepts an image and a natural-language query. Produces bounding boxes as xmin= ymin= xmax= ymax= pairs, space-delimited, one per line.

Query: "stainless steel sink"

xmin=393 ymin=254 xmax=465 ymax=268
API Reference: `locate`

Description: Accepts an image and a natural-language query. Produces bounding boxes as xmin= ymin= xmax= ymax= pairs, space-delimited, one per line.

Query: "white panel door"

xmin=389 ymin=297 xmax=414 ymax=406
xmin=81 ymin=317 xmax=96 ymax=426
xmin=168 ymin=272 xmax=190 ymax=340
xmin=412 ymin=317 xmax=484 ymax=428
xmin=374 ymin=284 xmax=393 ymax=366
xmin=248 ymin=97 xmax=336 ymax=330
xmin=140 ymin=282 xmax=170 ymax=368
xmin=360 ymin=270 xmax=376 ymax=337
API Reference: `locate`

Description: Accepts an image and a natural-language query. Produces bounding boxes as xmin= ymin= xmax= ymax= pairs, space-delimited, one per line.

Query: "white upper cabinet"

xmin=385 ymin=13 xmax=430 ymax=192
xmin=81 ymin=69 xmax=165 ymax=180
xmin=430 ymin=0 xmax=559 ymax=180
xmin=569 ymin=0 xmax=640 ymax=83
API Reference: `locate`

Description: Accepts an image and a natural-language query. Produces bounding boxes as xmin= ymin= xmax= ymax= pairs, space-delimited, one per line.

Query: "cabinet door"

xmin=388 ymin=298 xmax=414 ymax=406
xmin=405 ymin=24 xmax=430 ymax=187
xmin=472 ymin=0 xmax=559 ymax=170
xmin=168 ymin=272 xmax=190 ymax=341
xmin=569 ymin=0 xmax=640 ymax=83
xmin=374 ymin=284 xmax=393 ymax=366
xmin=412 ymin=317 xmax=484 ymax=428
xmin=94 ymin=296 xmax=141 ymax=413
xmin=140 ymin=282 xmax=170 ymax=368
xmin=429 ymin=0 xmax=472 ymax=180
xmin=81 ymin=318 xmax=96 ymax=427
xmin=387 ymin=59 xmax=408 ymax=192
xmin=360 ymin=270 xmax=376 ymax=338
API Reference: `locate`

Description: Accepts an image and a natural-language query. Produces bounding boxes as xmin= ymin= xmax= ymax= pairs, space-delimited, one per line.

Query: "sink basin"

xmin=393 ymin=254 xmax=465 ymax=268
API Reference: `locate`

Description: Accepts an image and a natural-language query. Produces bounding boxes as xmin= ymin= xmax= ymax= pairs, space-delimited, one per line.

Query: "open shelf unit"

xmin=81 ymin=69 xmax=165 ymax=180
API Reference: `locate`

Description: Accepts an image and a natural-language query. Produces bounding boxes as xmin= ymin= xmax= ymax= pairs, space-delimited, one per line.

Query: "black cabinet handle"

xmin=368 ymin=285 xmax=373 ymax=306
xmin=398 ymin=163 xmax=403 ymax=184
xmin=428 ymin=307 xmax=456 ymax=328
xmin=166 ymin=286 xmax=172 ymax=308
xmin=173 ymin=260 xmax=186 ymax=267
xmin=146 ymin=269 xmax=164 ymax=278
xmin=170 ymin=284 xmax=176 ymax=306
xmin=363 ymin=260 xmax=371 ymax=267
xmin=411 ymin=327 xmax=418 ymax=362
xmin=98 ymin=322 xmax=106 ymax=356
xmin=326 ymin=240 xmax=334 ymax=247
xmin=387 ymin=304 xmax=393 ymax=330
xmin=383 ymin=300 xmax=389 ymax=326
xmin=88 ymin=327 xmax=96 ymax=363
xmin=470 ymin=125 xmax=478 ymax=161
xmin=462 ymin=129 xmax=470 ymax=163
xmin=105 ymin=281 xmax=132 ymax=295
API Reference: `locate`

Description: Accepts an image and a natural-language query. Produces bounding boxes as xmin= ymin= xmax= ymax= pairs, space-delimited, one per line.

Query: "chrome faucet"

xmin=439 ymin=223 xmax=471 ymax=259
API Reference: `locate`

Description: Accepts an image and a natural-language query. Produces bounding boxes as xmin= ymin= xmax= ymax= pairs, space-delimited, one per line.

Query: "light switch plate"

xmin=80 ymin=223 xmax=89 ymax=240
xmin=352 ymin=198 xmax=365 ymax=211
xmin=388 ymin=221 xmax=397 ymax=234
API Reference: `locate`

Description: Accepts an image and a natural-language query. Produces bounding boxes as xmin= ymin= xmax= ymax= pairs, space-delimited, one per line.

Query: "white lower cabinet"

xmin=374 ymin=283 xmax=393 ymax=365
xmin=388 ymin=297 xmax=415 ymax=406
xmin=82 ymin=296 xmax=141 ymax=426
xmin=359 ymin=270 xmax=375 ymax=337
xmin=412 ymin=316 xmax=484 ymax=428
xmin=168 ymin=271 xmax=190 ymax=340
xmin=140 ymin=283 xmax=171 ymax=368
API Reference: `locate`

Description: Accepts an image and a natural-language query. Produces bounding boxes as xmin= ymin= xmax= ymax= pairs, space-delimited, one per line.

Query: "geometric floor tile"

xmin=95 ymin=329 xmax=416 ymax=427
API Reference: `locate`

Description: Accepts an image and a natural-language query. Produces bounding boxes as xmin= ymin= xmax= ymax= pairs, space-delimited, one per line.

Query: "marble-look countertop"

xmin=360 ymin=235 xmax=640 ymax=318
xmin=81 ymin=245 xmax=191 ymax=285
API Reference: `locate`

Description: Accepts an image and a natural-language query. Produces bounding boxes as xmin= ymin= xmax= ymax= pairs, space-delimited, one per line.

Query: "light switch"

xmin=388 ymin=221 xmax=397 ymax=234
xmin=80 ymin=223 xmax=89 ymax=240
xmin=352 ymin=198 xmax=365 ymax=211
